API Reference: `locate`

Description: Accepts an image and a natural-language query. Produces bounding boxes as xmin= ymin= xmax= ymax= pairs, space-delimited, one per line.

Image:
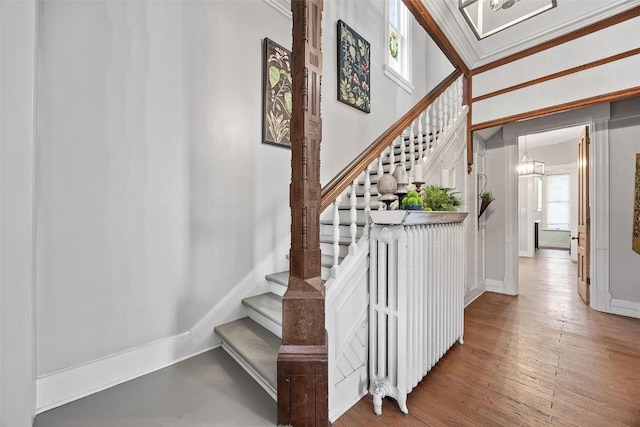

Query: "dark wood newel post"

xmin=278 ymin=0 xmax=329 ymax=425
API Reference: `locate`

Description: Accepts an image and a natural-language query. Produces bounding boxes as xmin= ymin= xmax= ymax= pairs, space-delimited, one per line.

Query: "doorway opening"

xmin=517 ymin=125 xmax=585 ymax=262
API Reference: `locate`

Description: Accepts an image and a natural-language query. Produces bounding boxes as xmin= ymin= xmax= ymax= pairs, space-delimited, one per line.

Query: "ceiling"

xmin=519 ymin=125 xmax=585 ymax=149
xmin=422 ymin=0 xmax=638 ymax=69
xmin=423 ymin=0 xmax=638 ymax=146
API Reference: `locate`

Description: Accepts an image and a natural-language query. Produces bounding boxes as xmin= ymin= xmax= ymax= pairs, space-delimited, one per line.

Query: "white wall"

xmin=321 ymin=0 xmax=453 ymax=183
xmin=0 ymin=1 xmax=37 ymax=425
xmin=32 ymin=0 xmax=452 ymax=412
xmin=609 ymin=97 xmax=640 ymax=304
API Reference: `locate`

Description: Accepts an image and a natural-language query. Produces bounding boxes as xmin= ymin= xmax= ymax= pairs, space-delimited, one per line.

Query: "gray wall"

xmin=609 ymin=97 xmax=640 ymax=303
xmin=484 ymin=96 xmax=640 ymax=306
xmin=484 ymin=132 xmax=508 ymax=283
xmin=1 ymin=1 xmax=37 ymax=426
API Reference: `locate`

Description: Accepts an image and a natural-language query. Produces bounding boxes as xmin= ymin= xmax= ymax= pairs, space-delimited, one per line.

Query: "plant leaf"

xmin=269 ymin=66 xmax=281 ymax=88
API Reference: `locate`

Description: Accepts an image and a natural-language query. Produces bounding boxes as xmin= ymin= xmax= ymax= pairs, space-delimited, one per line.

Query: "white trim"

xmin=262 ymin=0 xmax=291 ymax=19
xmin=464 ymin=286 xmax=485 ymax=307
xmin=505 ymin=104 xmax=611 ymax=301
xmin=384 ymin=0 xmax=412 ymax=93
xmin=538 ymin=243 xmax=570 ymax=250
xmin=589 ymin=117 xmax=611 ymax=313
xmin=485 ymin=279 xmax=505 ymax=293
xmin=36 ymin=236 xmax=290 ymax=413
xmin=503 ymin=127 xmax=519 ymax=295
xmin=383 ymin=64 xmax=414 ymax=94
xmin=428 ymin=1 xmax=635 ymax=68
xmin=36 ymin=333 xmax=215 ymax=413
xmin=610 ymin=299 xmax=640 ymax=319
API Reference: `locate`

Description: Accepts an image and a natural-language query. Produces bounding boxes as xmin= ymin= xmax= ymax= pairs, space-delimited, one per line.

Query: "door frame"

xmin=502 ymin=103 xmax=611 ymax=312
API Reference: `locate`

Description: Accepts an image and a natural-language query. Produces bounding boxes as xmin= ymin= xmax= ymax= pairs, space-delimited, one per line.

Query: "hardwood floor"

xmin=335 ymin=251 xmax=640 ymax=426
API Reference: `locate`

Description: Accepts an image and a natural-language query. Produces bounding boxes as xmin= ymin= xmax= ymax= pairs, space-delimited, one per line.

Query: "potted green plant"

xmin=422 ymin=185 xmax=463 ymax=211
xmin=402 ymin=190 xmax=424 ymax=210
xmin=479 ymin=191 xmax=495 ymax=218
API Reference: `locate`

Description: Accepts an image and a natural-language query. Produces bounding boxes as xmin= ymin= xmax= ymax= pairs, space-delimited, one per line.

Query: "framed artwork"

xmin=263 ymin=38 xmax=292 ymax=148
xmin=337 ymin=20 xmax=371 ymax=113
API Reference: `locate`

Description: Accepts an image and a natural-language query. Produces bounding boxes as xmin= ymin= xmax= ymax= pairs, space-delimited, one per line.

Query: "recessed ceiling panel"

xmin=460 ymin=0 xmax=557 ymax=39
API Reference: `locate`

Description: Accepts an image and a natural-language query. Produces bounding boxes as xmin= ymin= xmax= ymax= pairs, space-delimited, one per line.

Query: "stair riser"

xmin=320 ymin=242 xmax=351 ymax=259
xmin=335 ymin=209 xmax=368 ymax=223
xmin=320 ymin=223 xmax=365 ymax=238
xmin=247 ymin=310 xmax=282 ymax=339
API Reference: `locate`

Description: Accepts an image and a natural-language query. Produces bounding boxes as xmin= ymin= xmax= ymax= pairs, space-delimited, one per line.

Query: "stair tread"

xmin=265 ymin=271 xmax=289 ymax=287
xmin=242 ymin=293 xmax=282 ymax=326
xmin=214 ymin=317 xmax=279 ymax=391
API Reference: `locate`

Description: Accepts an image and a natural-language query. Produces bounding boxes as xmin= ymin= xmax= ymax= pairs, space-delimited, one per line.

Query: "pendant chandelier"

xmin=518 ymin=136 xmax=545 ymax=177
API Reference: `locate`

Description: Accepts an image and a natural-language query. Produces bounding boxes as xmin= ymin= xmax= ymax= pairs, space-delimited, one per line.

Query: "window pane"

xmin=389 ymin=0 xmax=399 ymax=28
xmin=546 ymin=174 xmax=570 ymax=229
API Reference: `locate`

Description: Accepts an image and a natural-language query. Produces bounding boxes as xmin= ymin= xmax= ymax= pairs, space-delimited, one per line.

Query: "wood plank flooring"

xmin=335 ymin=251 xmax=640 ymax=426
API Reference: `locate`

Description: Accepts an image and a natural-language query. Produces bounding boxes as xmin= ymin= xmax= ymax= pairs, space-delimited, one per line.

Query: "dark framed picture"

xmin=262 ymin=37 xmax=292 ymax=148
xmin=337 ymin=20 xmax=371 ymax=113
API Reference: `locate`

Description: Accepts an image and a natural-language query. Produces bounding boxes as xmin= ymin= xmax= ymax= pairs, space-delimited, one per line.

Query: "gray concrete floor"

xmin=34 ymin=349 xmax=277 ymax=427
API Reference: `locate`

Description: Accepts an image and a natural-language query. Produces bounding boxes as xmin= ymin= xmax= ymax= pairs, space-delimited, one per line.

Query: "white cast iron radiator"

xmin=369 ymin=221 xmax=465 ymax=415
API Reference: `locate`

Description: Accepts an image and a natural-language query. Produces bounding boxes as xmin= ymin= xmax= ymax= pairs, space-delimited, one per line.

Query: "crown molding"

xmin=263 ymin=0 xmax=291 ymax=20
xmin=420 ymin=0 xmax=637 ymax=69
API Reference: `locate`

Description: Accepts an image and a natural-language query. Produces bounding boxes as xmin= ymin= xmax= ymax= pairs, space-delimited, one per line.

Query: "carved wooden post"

xmin=278 ymin=0 xmax=329 ymax=425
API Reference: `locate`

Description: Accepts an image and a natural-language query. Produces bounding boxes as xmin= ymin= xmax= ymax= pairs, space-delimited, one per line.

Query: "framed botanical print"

xmin=337 ymin=20 xmax=371 ymax=113
xmin=263 ymin=37 xmax=292 ymax=148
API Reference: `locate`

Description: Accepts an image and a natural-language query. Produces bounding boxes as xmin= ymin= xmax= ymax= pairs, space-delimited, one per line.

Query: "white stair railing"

xmin=321 ymin=75 xmax=465 ymax=275
xmin=322 ymin=72 xmax=467 ymax=422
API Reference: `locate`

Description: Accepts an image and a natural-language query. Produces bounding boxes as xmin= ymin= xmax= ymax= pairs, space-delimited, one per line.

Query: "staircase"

xmin=214 ymin=72 xmax=466 ymax=421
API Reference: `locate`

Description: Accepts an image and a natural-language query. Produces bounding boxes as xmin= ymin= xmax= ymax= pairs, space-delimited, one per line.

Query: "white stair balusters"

xmin=437 ymin=95 xmax=444 ymax=145
xmin=322 ymin=74 xmax=466 ymax=280
xmin=409 ymin=120 xmax=415 ymax=173
xmin=417 ymin=113 xmax=424 ymax=162
xmin=425 ymin=105 xmax=432 ymax=154
xmin=349 ymin=180 xmax=358 ymax=255
xmin=399 ymin=133 xmax=406 ymax=167
xmin=377 ymin=150 xmax=385 ymax=181
xmin=364 ymin=165 xmax=372 ymax=236
xmin=443 ymin=90 xmax=450 ymax=133
xmin=331 ymin=196 xmax=341 ymax=278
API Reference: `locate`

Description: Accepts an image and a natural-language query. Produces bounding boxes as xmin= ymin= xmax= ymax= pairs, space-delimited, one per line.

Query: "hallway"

xmin=34 ymin=251 xmax=640 ymax=426
xmin=335 ymin=250 xmax=640 ymax=426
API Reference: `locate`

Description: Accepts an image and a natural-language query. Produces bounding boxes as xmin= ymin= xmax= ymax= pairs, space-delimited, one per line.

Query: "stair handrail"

xmin=320 ymin=68 xmax=464 ymax=212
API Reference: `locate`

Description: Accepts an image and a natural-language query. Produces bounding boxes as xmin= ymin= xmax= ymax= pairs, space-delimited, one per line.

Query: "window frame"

xmin=543 ymin=171 xmax=572 ymax=231
xmin=384 ymin=0 xmax=414 ymax=94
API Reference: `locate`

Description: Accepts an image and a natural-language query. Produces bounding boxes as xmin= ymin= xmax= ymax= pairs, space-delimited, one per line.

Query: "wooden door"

xmin=577 ymin=126 xmax=590 ymax=304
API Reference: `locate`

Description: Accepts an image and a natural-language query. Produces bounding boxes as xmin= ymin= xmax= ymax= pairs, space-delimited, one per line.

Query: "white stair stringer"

xmin=325 ymin=236 xmax=370 ymax=423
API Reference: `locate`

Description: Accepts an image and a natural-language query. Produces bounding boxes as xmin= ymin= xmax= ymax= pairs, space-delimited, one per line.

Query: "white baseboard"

xmin=37 ymin=237 xmax=291 ymax=415
xmin=485 ymin=279 xmax=505 ymax=294
xmin=464 ymin=286 xmax=485 ymax=307
xmin=610 ymin=298 xmax=640 ymax=319
xmin=36 ymin=333 xmax=216 ymax=414
xmin=538 ymin=243 xmax=570 ymax=249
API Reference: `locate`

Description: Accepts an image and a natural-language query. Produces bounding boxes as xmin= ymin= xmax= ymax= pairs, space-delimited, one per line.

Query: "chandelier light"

xmin=518 ymin=136 xmax=545 ymax=177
